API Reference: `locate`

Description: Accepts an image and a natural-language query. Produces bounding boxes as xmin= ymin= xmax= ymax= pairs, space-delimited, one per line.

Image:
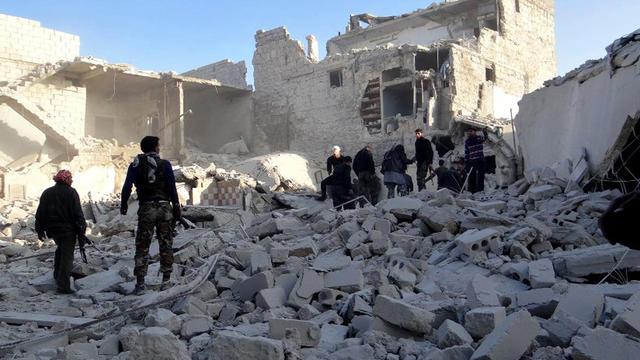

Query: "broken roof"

xmin=61 ymin=57 xmax=252 ymax=94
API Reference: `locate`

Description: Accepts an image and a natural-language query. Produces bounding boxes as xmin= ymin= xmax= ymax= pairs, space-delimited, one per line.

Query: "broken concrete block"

xmin=470 ymin=310 xmax=540 ymax=360
xmin=319 ymin=324 xmax=349 ymax=350
xmin=431 ymin=231 xmax=454 ymax=243
xmin=64 ymin=343 xmax=99 ymax=360
xmin=288 ymin=269 xmax=324 ymax=308
xmin=172 ymin=295 xmax=207 ymax=316
xmin=351 ymin=244 xmax=372 ymax=259
xmin=210 ymin=331 xmax=284 ymax=360
xmin=436 ymin=319 xmax=473 ymax=348
xmin=312 ymin=253 xmax=351 ymax=271
xmin=180 ymin=315 xmax=213 ymax=339
xmin=270 ymin=246 xmax=289 ymax=264
xmin=232 ymin=271 xmax=274 ymax=301
xmin=554 ymin=287 xmax=604 ymax=328
xmin=466 ymin=275 xmax=502 ymax=309
xmin=324 ymin=268 xmax=364 ymax=293
xmin=531 ymin=241 xmax=553 ymax=255
xmin=131 ymin=327 xmax=191 ymax=360
xmin=387 ymin=257 xmax=421 ymax=288
xmin=268 ymin=318 xmax=321 ymax=347
xmin=218 ymin=305 xmax=240 ymax=324
xmin=312 ymin=220 xmax=331 ymax=233
xmin=250 ymin=250 xmax=272 ymax=275
xmin=317 ymin=288 xmax=348 ymax=306
xmin=373 ymin=295 xmax=435 ymax=334
xmin=513 ymin=288 xmax=559 ymax=318
xmin=542 ymin=287 xmax=604 ymax=346
xmin=464 ymin=307 xmax=506 ymax=339
xmin=75 ymin=269 xmax=124 ymax=293
xmin=374 ymin=219 xmax=392 ymax=234
xmin=509 ymin=241 xmax=533 ymax=260
xmin=144 ymin=308 xmax=182 ymax=334
xmin=346 ymin=230 xmax=368 ymax=250
xmin=418 ymin=206 xmax=459 ymax=234
xmin=455 ymin=229 xmax=501 ymax=257
xmin=289 ymin=237 xmax=318 ymax=257
xmin=370 ymin=230 xmax=391 ymax=255
xmin=528 ymin=259 xmax=556 ymax=289
xmin=572 ymin=326 xmax=640 ymax=360
xmin=98 ymin=335 xmax=120 ymax=356
xmin=610 ymin=302 xmax=640 ymax=338
xmin=528 ymin=185 xmax=562 ymax=201
xmin=118 ymin=325 xmax=141 ymax=352
xmin=508 ymin=227 xmax=537 ymax=246
xmin=196 ymin=280 xmax=219 ymax=301
xmin=256 ymin=287 xmax=287 ymax=310
xmin=422 ymin=344 xmax=475 ymax=360
xmin=297 ymin=304 xmax=321 ymax=320
xmin=246 ymin=218 xmax=279 ymax=239
xmin=551 ymin=245 xmax=640 ymax=278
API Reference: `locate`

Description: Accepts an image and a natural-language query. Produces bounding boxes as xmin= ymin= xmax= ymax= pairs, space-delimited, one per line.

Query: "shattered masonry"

xmin=1 ymin=1 xmax=640 ymax=359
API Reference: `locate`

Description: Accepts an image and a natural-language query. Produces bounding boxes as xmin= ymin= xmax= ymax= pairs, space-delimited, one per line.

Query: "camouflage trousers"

xmin=134 ymin=201 xmax=174 ymax=278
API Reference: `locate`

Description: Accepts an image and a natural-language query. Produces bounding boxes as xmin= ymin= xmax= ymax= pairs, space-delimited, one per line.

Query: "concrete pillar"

xmin=306 ymin=35 xmax=319 ymax=63
xmin=161 ymin=80 xmax=184 ymax=161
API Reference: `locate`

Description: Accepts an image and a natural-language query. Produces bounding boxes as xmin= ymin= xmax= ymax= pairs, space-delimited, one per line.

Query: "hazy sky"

xmin=2 ymin=1 xmax=639 ymax=85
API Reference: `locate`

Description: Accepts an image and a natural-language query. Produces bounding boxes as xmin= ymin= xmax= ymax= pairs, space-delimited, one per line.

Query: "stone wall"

xmin=0 ymin=13 xmax=84 ymax=166
xmin=184 ymin=89 xmax=253 ymax=153
xmin=253 ymin=27 xmax=423 ymax=162
xmin=515 ymin=29 xmax=640 ymax=177
xmin=252 ymin=1 xmax=556 ymax=161
xmin=0 ymin=14 xmax=79 ymax=81
xmin=182 ymin=59 xmax=248 ymax=89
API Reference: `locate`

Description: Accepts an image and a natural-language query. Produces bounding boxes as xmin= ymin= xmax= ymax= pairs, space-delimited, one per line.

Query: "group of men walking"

xmin=35 ymin=127 xmax=490 ymax=295
xmin=319 ymin=127 xmax=491 ymax=208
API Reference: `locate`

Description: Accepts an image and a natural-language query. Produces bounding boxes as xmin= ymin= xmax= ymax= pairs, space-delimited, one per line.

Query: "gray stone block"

xmin=373 ymin=295 xmax=435 ymax=334
xmin=470 ymin=310 xmax=540 ymax=360
xmin=268 ymin=318 xmax=321 ymax=347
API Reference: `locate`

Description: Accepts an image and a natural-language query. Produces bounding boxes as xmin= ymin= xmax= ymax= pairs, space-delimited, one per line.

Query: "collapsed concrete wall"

xmin=515 ymin=29 xmax=640 ymax=190
xmin=184 ymin=86 xmax=253 ymax=154
xmin=182 ymin=59 xmax=249 ymax=89
xmin=252 ymin=0 xmax=556 ymax=174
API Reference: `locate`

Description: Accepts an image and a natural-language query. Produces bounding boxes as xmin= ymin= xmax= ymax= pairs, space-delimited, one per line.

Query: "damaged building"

xmin=0 ymin=14 xmax=253 ymax=200
xmin=252 ymin=0 xmax=557 ymax=185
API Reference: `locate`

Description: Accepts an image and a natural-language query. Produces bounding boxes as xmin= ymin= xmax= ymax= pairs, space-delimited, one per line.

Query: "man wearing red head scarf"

xmin=35 ymin=170 xmax=86 ymax=294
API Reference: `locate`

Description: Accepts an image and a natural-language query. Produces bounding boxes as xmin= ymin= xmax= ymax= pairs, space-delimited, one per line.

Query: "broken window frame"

xmin=329 ymin=70 xmax=343 ymax=88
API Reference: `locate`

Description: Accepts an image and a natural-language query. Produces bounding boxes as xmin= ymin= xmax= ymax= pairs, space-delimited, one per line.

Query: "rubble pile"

xmin=1 ymin=171 xmax=640 ymax=360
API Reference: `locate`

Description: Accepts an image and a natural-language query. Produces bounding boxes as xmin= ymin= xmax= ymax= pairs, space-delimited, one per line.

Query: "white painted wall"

xmin=515 ymin=45 xmax=640 ymax=174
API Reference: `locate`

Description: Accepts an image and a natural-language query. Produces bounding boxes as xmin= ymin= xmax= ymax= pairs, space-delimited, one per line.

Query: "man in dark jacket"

xmin=353 ymin=146 xmax=380 ymax=204
xmin=433 ymin=159 xmax=448 ymax=189
xmin=329 ymin=156 xmax=355 ymax=210
xmin=319 ymin=146 xmax=344 ymax=201
xmin=121 ymin=136 xmax=181 ymax=293
xmin=382 ymin=145 xmax=414 ymax=198
xmin=414 ymin=129 xmax=434 ymax=192
xmin=35 ymin=170 xmax=86 ymax=294
xmin=464 ymin=127 xmax=489 ymax=193
xmin=599 ymin=191 xmax=640 ymax=249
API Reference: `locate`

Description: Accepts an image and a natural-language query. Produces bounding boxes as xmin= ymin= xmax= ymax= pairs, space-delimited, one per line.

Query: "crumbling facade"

xmin=252 ymin=0 xmax=556 ymax=184
xmin=516 ymin=29 xmax=640 ymax=193
xmin=0 ymin=14 xmax=254 ymax=200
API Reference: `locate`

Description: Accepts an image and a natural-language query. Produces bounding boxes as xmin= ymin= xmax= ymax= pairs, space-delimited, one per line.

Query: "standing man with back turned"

xmin=464 ymin=127 xmax=489 ymax=193
xmin=414 ymin=128 xmax=434 ymax=192
xmin=121 ymin=136 xmax=181 ymax=294
xmin=35 ymin=170 xmax=86 ymax=294
xmin=353 ymin=145 xmax=380 ymax=204
xmin=319 ymin=146 xmax=344 ymax=201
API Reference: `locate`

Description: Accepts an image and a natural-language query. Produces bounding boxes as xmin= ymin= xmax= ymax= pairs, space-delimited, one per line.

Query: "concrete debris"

xmin=1 ymin=26 xmax=639 ymax=357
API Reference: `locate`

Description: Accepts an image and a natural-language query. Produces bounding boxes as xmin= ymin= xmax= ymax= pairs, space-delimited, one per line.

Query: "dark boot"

xmin=160 ymin=273 xmax=172 ymax=291
xmin=133 ymin=276 xmax=146 ymax=294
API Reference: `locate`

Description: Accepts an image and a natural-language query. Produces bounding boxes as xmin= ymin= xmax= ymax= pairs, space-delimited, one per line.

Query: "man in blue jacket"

xmin=121 ymin=136 xmax=180 ymax=293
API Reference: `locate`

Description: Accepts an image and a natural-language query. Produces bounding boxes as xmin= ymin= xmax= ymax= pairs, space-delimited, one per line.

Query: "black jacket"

xmin=326 ymin=155 xmax=345 ymax=174
xmin=35 ymin=183 xmax=86 ymax=237
xmin=415 ymin=137 xmax=434 ymax=166
xmin=330 ymin=163 xmax=353 ymax=190
xmin=382 ymin=145 xmax=413 ymax=174
xmin=353 ymin=148 xmax=375 ymax=174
